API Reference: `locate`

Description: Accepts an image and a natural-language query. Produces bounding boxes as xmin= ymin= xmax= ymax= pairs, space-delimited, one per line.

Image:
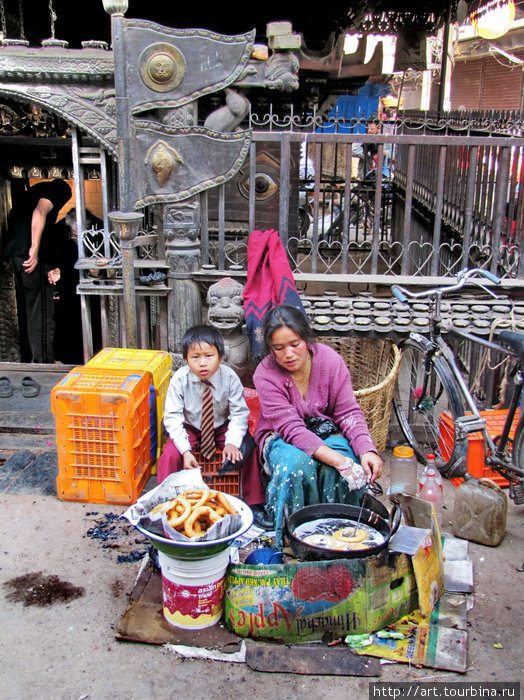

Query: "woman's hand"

xmin=182 ymin=451 xmax=200 ymax=469
xmin=311 ymin=445 xmax=382 ymax=483
xmin=360 ymin=451 xmax=383 ymax=482
xmin=23 ymin=247 xmax=39 ymax=274
xmin=48 ymin=268 xmax=60 ymax=285
xmin=222 ymin=443 xmax=242 ymax=464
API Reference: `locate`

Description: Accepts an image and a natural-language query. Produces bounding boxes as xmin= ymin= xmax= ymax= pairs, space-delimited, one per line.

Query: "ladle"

xmin=347 ymin=478 xmax=369 ymax=536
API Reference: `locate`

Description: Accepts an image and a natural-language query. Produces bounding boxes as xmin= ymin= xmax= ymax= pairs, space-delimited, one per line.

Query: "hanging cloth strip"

xmin=243 ymin=229 xmax=307 ymax=363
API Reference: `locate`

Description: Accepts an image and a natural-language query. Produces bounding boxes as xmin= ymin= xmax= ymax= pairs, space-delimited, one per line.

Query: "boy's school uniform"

xmin=163 ymin=363 xmax=249 ymax=455
xmin=158 ymin=363 xmax=265 ymax=505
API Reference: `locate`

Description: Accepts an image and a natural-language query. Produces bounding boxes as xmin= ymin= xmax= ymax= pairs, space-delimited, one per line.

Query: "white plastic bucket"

xmin=158 ymin=548 xmax=231 ymax=629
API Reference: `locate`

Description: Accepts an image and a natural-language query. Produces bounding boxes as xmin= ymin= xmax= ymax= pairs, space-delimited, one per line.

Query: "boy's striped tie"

xmin=200 ymin=380 xmax=215 ymax=460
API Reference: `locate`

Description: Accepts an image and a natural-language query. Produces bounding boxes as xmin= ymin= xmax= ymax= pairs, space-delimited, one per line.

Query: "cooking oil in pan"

xmin=294 ymin=517 xmax=385 ymax=551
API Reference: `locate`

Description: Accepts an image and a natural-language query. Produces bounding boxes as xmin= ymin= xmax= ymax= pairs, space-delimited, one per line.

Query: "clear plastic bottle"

xmin=419 ymin=466 xmax=443 ymax=526
xmin=389 ymin=445 xmax=418 ymax=500
xmin=419 ymin=453 xmax=443 ymax=493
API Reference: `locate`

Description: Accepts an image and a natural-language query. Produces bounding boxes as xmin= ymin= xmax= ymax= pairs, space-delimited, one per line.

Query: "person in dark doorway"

xmin=3 ymin=179 xmax=72 ymax=363
xmin=53 ymin=208 xmax=103 ymax=365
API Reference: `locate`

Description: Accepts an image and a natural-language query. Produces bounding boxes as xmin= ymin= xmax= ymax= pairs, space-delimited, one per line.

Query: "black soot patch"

xmin=3 ymin=572 xmax=85 ymax=606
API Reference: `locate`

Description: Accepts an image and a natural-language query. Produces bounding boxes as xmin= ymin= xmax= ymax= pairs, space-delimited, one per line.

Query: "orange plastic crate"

xmin=439 ymin=409 xmax=520 ymax=487
xmin=52 ymin=368 xmax=152 ymax=504
xmin=85 ymin=348 xmax=172 ymax=461
xmin=194 ymin=449 xmax=240 ymax=497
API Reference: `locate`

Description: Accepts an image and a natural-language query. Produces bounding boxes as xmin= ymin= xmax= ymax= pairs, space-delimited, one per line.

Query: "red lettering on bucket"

xmin=162 ymin=574 xmax=224 ymax=618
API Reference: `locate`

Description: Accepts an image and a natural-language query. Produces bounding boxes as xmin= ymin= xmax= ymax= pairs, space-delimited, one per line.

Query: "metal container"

xmin=452 ymin=478 xmax=508 ymax=546
xmin=283 ymin=501 xmax=401 ymax=561
xmin=133 ymin=494 xmax=253 ymax=559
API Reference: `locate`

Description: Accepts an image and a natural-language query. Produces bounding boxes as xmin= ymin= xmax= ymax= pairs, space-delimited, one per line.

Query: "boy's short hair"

xmin=182 ymin=324 xmax=225 ymax=359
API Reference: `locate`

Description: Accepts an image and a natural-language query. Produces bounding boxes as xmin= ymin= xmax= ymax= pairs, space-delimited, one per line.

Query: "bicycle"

xmin=391 ymin=268 xmax=524 ymax=505
xmin=323 ymin=168 xmax=393 ymax=243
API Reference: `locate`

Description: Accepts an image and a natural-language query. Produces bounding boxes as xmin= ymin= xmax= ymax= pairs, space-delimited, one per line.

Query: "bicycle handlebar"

xmin=391 ymin=285 xmax=408 ymax=303
xmin=391 ymin=268 xmax=501 ymax=303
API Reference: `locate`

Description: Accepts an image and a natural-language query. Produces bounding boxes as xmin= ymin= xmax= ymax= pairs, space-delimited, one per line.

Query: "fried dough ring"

xmin=182 ymin=489 xmax=209 ymax=509
xmin=166 ymin=496 xmax=192 ymax=528
xmin=216 ymin=492 xmax=238 ymax=515
xmin=302 ymin=534 xmax=336 ymax=549
xmin=183 ymin=505 xmax=221 ymax=538
xmin=150 ymin=498 xmax=178 ymax=516
xmin=333 ymin=527 xmax=368 ymax=544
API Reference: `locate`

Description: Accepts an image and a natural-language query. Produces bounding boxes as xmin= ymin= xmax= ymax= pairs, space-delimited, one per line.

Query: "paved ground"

xmin=0 ymin=365 xmax=523 ymax=699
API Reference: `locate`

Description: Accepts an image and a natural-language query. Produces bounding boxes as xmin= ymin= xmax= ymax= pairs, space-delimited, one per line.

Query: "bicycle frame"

xmin=442 ymin=326 xmax=524 ymax=479
xmin=392 ymin=267 xmax=524 ymax=501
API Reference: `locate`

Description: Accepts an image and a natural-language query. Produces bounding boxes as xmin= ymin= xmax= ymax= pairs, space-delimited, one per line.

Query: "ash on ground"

xmin=4 ymin=572 xmax=85 ymax=606
xmin=85 ymin=511 xmax=148 ymax=563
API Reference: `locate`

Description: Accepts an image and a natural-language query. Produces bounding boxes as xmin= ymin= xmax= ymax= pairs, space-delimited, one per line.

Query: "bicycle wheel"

xmin=393 ymin=335 xmax=465 ymax=471
xmin=510 ymin=416 xmax=524 ymax=504
xmin=351 ymin=192 xmax=374 ymax=232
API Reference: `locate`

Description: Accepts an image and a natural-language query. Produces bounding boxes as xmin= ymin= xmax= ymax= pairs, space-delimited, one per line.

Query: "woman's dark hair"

xmin=182 ymin=324 xmax=225 ymax=359
xmin=262 ymin=304 xmax=315 ymax=356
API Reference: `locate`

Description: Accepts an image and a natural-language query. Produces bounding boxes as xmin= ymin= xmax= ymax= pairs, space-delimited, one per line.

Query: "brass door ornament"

xmin=146 ymin=140 xmax=184 ymax=187
xmin=139 ymin=42 xmax=186 ymax=92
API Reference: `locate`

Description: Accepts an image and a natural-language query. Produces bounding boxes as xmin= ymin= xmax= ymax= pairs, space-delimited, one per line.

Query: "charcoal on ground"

xmin=3 ymin=572 xmax=85 ymax=606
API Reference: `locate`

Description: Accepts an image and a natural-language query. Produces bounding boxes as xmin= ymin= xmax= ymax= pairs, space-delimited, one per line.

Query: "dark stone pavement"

xmin=0 ymin=363 xmax=73 ymax=496
xmin=0 ymin=451 xmax=59 ymax=495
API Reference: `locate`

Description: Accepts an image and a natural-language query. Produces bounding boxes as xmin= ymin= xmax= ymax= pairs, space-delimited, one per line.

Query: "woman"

xmin=253 ymin=305 xmax=383 ymax=546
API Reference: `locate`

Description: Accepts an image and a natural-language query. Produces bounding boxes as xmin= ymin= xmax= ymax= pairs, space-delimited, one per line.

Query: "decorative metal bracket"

xmin=123 ymin=20 xmax=255 ymax=113
xmin=130 ymin=120 xmax=251 ymax=208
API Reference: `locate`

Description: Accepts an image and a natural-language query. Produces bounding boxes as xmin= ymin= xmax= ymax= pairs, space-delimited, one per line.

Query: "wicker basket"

xmin=320 ymin=337 xmax=401 ymax=453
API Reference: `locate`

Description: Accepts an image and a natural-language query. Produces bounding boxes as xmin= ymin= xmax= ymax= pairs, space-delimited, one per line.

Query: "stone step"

xmin=1 ymin=432 xmax=57 ymax=451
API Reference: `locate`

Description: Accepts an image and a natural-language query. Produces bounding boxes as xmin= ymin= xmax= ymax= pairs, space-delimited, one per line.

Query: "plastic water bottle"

xmin=419 ymin=465 xmax=443 ymax=526
xmin=419 ymin=453 xmax=443 ymax=493
xmin=389 ymin=445 xmax=418 ymax=500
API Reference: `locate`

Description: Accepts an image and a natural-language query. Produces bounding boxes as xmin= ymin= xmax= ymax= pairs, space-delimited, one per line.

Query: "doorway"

xmin=0 ymin=99 xmax=110 ymax=364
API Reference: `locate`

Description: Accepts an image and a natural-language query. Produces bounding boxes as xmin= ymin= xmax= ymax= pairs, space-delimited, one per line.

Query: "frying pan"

xmin=283 ymin=501 xmax=401 ymax=561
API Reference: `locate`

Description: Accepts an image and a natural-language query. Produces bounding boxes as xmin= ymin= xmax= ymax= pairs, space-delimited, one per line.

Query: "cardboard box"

xmin=224 ymin=551 xmax=419 ymax=642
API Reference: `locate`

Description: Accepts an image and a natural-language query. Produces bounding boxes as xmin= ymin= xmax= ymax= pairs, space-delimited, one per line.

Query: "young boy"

xmin=157 ymin=325 xmax=267 ymax=518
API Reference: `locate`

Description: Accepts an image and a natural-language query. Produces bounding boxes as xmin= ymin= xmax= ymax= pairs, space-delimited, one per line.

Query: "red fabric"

xmin=244 ymin=387 xmax=260 ymax=435
xmin=243 ymin=229 xmax=305 ymax=360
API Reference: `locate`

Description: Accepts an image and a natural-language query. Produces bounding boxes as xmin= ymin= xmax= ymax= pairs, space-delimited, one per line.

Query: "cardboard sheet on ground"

xmin=115 ymin=557 xmax=242 ymax=650
xmin=243 ymin=640 xmax=381 ymax=676
xmin=116 ymin=558 xmax=382 ymax=676
xmin=350 ymin=598 xmax=468 ymax=673
xmin=354 ymin=496 xmax=468 ymax=672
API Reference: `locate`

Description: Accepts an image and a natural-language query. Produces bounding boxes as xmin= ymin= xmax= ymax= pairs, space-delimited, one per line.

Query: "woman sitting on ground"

xmin=253 ymin=304 xmax=383 ymax=546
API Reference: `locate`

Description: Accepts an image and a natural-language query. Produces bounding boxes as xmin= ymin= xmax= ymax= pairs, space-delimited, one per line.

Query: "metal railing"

xmin=199 ymin=109 xmax=524 ymax=285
